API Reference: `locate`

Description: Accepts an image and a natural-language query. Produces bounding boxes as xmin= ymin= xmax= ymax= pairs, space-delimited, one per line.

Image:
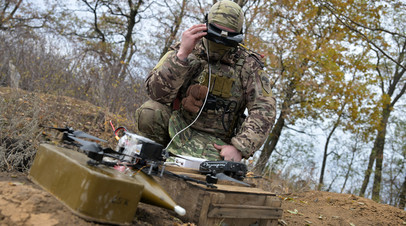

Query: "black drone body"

xmin=43 ymin=126 xmax=164 ymax=170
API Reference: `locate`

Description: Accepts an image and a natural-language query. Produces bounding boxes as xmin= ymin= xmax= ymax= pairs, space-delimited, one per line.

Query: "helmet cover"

xmin=207 ymin=0 xmax=244 ymax=33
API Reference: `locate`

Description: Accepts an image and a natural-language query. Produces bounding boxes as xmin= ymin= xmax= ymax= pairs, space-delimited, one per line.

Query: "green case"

xmin=29 ymin=144 xmax=144 ymax=225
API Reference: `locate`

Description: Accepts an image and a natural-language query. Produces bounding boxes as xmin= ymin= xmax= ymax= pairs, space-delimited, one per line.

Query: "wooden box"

xmin=156 ymin=166 xmax=283 ymax=226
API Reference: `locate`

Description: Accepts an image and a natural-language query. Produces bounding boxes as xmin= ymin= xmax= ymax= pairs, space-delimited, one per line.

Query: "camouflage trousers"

xmin=135 ymin=100 xmax=225 ymax=160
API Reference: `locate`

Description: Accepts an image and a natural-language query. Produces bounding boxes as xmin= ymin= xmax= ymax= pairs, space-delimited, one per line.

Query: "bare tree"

xmin=0 ymin=0 xmax=52 ymax=31
xmin=157 ymin=0 xmax=188 ymax=59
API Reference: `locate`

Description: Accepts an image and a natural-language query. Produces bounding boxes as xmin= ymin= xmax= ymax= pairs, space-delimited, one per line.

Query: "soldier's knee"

xmin=135 ymin=100 xmax=172 ymax=144
xmin=136 ymin=100 xmax=171 ymax=125
xmin=136 ymin=107 xmax=155 ymax=132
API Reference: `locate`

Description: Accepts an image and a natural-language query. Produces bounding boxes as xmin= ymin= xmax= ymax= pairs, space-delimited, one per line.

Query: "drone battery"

xmin=29 ymin=144 xmax=144 ymax=225
xmin=139 ymin=142 xmax=164 ymax=161
xmin=174 ymin=156 xmax=207 ymax=170
xmin=117 ymin=132 xmax=164 ymax=162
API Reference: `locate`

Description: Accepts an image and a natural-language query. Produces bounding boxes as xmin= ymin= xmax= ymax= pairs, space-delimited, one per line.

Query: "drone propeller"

xmin=72 ymin=130 xmax=107 ymax=142
xmin=68 ymin=135 xmax=101 ymax=152
xmin=42 ymin=126 xmax=107 ymax=142
xmin=215 ymin=173 xmax=251 ymax=187
xmin=68 ymin=135 xmax=136 ymax=162
xmin=68 ymin=135 xmax=105 ymax=161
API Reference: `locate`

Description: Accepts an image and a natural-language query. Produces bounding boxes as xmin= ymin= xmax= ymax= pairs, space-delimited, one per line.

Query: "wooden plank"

xmin=154 ymin=172 xmax=207 ymax=223
xmin=190 ymin=182 xmax=277 ymax=195
xmin=207 ymin=204 xmax=283 ymax=219
xmin=198 ymin=193 xmax=211 ymax=225
xmin=265 ymin=195 xmax=282 ymax=207
xmin=164 ymin=165 xmax=200 ymax=174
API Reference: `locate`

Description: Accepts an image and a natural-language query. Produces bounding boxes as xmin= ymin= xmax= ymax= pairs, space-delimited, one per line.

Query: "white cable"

xmin=165 ymin=41 xmax=212 ymax=150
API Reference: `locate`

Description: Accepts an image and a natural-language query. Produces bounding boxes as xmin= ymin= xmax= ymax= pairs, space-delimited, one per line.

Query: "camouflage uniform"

xmin=135 ymin=1 xmax=276 ymax=160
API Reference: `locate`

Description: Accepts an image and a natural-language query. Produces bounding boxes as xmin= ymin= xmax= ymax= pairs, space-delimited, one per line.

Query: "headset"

xmin=204 ymin=14 xmax=243 ymax=47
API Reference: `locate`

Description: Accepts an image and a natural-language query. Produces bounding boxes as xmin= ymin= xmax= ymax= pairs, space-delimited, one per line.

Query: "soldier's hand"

xmin=214 ymin=144 xmax=242 ymax=162
xmin=177 ymin=24 xmax=207 ymax=61
xmin=181 ymin=84 xmax=208 ymax=113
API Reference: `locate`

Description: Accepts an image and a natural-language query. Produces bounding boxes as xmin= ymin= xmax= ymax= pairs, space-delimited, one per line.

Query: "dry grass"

xmin=0 ymin=87 xmax=137 ymax=172
xmin=0 ymin=91 xmax=46 ymax=171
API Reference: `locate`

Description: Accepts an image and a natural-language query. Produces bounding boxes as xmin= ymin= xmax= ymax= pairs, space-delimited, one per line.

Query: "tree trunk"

xmin=159 ymin=0 xmax=187 ymax=59
xmin=318 ymin=132 xmax=331 ymax=190
xmin=253 ymin=112 xmax=285 ymax=175
xmin=371 ymin=104 xmax=391 ymax=202
xmin=253 ymin=80 xmax=295 ymax=175
xmin=318 ymin=102 xmax=346 ymax=191
xmin=118 ymin=0 xmax=143 ymax=79
xmin=318 ymin=114 xmax=341 ymax=191
xmin=341 ymin=147 xmax=356 ymax=193
xmin=359 ymin=144 xmax=376 ymax=197
xmin=399 ymin=173 xmax=406 ymax=209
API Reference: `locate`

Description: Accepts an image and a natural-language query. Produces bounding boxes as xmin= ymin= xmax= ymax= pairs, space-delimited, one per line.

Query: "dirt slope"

xmin=1 ymin=172 xmax=405 ymax=226
xmin=0 ymin=87 xmax=405 ymax=225
xmin=280 ymin=190 xmax=406 ymax=226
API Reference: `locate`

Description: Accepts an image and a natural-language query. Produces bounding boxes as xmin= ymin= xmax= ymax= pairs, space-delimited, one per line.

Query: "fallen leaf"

xmin=9 ymin=182 xmax=24 ymax=186
xmin=284 ymin=196 xmax=295 ymax=201
xmin=287 ymin=209 xmax=299 ymax=215
xmin=278 ymin=219 xmax=288 ymax=226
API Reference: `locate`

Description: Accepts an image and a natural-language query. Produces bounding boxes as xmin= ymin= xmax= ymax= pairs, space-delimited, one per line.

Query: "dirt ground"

xmin=0 ymin=171 xmax=405 ymax=226
xmin=0 ymin=171 xmax=185 ymax=226
xmin=279 ymin=191 xmax=406 ymax=226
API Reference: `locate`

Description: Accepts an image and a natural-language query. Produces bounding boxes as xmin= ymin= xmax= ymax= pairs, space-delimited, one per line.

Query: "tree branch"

xmin=320 ymin=1 xmax=406 ymax=71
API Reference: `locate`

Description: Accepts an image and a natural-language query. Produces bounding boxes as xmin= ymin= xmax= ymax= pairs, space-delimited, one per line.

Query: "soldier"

xmin=135 ymin=0 xmax=276 ymax=162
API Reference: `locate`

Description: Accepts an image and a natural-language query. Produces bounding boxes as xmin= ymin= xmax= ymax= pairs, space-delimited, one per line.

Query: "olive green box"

xmin=29 ymin=144 xmax=144 ymax=225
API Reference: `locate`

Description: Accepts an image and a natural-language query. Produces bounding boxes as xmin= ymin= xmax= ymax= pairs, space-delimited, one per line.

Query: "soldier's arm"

xmin=146 ymin=24 xmax=207 ymax=104
xmin=145 ymin=50 xmax=192 ymax=104
xmin=231 ymin=61 xmax=276 ymax=159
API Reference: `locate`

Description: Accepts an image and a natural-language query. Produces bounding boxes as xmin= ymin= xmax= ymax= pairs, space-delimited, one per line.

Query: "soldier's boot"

xmin=135 ymin=99 xmax=172 ymax=145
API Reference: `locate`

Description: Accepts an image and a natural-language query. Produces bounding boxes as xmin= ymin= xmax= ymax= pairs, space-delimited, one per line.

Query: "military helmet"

xmin=207 ymin=0 xmax=244 ymax=33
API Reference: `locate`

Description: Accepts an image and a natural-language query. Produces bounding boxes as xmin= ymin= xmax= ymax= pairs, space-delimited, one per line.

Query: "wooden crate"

xmin=156 ymin=166 xmax=283 ymax=226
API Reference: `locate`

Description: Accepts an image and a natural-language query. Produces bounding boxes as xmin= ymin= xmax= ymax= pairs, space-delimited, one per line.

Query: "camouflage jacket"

xmin=145 ymin=41 xmax=276 ymax=158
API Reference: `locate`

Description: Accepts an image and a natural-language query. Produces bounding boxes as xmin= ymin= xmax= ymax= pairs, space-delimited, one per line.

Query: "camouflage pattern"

xmin=203 ymin=38 xmax=233 ymax=61
xmin=142 ymin=40 xmax=276 ymax=159
xmin=135 ymin=99 xmax=172 ymax=145
xmin=137 ymin=0 xmax=276 ymax=159
xmin=167 ymin=111 xmax=225 ymax=160
xmin=207 ymin=0 xmax=244 ymax=33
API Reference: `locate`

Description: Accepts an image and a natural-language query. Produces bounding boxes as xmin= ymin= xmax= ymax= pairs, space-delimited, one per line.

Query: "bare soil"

xmin=0 ymin=171 xmax=405 ymax=226
xmin=279 ymin=190 xmax=406 ymax=226
xmin=0 ymin=171 xmax=183 ymax=226
xmin=0 ymin=87 xmax=405 ymax=225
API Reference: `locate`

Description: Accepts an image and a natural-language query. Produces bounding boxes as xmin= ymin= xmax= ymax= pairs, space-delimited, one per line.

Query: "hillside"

xmin=0 ymin=87 xmax=405 ymax=225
